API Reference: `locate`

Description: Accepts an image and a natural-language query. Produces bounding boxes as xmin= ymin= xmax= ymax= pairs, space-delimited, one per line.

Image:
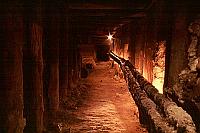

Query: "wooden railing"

xmin=109 ymin=51 xmax=196 ymax=133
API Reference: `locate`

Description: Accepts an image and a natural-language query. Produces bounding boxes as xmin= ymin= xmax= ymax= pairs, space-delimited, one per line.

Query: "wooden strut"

xmin=109 ymin=51 xmax=196 ymax=133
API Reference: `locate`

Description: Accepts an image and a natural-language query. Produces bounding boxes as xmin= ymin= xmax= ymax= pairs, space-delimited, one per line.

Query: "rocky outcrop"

xmin=165 ymin=18 xmax=200 ymax=131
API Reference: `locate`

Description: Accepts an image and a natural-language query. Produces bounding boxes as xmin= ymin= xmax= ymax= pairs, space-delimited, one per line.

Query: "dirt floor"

xmin=62 ymin=61 xmax=147 ymax=133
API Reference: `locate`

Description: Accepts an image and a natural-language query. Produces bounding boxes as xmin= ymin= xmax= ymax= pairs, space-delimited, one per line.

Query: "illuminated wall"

xmin=112 ymin=19 xmax=167 ymax=94
xmin=152 ymin=41 xmax=166 ymax=93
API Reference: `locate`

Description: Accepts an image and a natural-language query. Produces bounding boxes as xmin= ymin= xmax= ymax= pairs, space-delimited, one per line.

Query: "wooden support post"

xmin=23 ymin=1 xmax=44 ymax=132
xmin=59 ymin=5 xmax=69 ymax=106
xmin=0 ymin=3 xmax=25 ymax=133
xmin=45 ymin=4 xmax=60 ymax=113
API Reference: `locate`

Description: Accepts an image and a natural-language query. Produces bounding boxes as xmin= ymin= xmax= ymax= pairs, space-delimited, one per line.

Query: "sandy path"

xmin=68 ymin=61 xmax=147 ymax=133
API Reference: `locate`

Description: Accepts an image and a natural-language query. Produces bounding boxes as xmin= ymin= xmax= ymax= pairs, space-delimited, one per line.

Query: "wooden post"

xmin=0 ymin=2 xmax=25 ymax=133
xmin=23 ymin=1 xmax=44 ymax=132
xmin=59 ymin=5 xmax=69 ymax=106
xmin=45 ymin=3 xmax=60 ymax=113
xmin=167 ymin=2 xmax=188 ymax=87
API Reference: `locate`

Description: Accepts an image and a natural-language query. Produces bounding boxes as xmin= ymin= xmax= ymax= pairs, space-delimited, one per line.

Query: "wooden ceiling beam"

xmin=67 ymin=0 xmax=154 ymax=36
xmin=68 ymin=0 xmax=152 ymax=10
xmin=69 ymin=8 xmax=144 ymax=17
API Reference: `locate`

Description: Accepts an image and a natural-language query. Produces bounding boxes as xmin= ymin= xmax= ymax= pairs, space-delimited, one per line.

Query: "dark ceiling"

xmin=68 ymin=0 xmax=154 ymax=44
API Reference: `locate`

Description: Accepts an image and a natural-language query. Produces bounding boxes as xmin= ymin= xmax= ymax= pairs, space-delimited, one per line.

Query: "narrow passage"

xmin=68 ymin=61 xmax=147 ymax=133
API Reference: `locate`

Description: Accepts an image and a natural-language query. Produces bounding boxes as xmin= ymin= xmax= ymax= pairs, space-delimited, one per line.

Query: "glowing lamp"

xmin=107 ymin=32 xmax=113 ymax=41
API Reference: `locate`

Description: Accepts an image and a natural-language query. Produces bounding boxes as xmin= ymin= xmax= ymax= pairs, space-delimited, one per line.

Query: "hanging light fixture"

xmin=107 ymin=32 xmax=113 ymax=41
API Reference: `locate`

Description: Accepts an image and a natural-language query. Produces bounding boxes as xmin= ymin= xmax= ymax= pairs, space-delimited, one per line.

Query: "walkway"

xmin=67 ymin=61 xmax=147 ymax=133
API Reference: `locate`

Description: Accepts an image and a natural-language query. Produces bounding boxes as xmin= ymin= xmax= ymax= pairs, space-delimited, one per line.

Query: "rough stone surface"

xmin=125 ymin=65 xmax=176 ymax=133
xmin=165 ymin=18 xmax=200 ymax=131
xmin=60 ymin=62 xmax=147 ymax=133
xmin=110 ymin=52 xmax=197 ymax=132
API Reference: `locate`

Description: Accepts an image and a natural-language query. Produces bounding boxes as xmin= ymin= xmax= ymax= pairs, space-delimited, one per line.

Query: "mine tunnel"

xmin=1 ymin=0 xmax=200 ymax=133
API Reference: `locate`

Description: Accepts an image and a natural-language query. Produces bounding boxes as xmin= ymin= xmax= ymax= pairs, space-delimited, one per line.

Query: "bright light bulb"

xmin=107 ymin=33 xmax=113 ymax=40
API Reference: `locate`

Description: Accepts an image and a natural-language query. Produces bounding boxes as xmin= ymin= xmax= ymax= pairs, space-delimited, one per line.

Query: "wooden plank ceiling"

xmin=68 ymin=0 xmax=154 ymax=44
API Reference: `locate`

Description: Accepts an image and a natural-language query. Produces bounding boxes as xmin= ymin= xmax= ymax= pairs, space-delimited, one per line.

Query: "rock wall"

xmin=111 ymin=1 xmax=200 ymax=131
xmin=152 ymin=41 xmax=166 ymax=93
xmin=166 ymin=18 xmax=200 ymax=131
